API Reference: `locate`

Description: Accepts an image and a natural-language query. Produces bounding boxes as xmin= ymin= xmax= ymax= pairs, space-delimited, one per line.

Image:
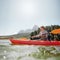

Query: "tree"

xmin=30 ymin=32 xmax=34 ymax=36
xmin=34 ymin=31 xmax=38 ymax=35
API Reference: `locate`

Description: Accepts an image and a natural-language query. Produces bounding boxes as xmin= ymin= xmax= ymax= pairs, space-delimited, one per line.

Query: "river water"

xmin=0 ymin=39 xmax=60 ymax=60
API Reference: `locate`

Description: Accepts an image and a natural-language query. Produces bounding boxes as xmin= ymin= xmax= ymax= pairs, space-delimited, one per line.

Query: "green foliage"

xmin=45 ymin=25 xmax=60 ymax=32
xmin=34 ymin=31 xmax=38 ymax=35
xmin=30 ymin=31 xmax=38 ymax=36
xmin=37 ymin=28 xmax=40 ymax=34
xmin=30 ymin=32 xmax=34 ymax=36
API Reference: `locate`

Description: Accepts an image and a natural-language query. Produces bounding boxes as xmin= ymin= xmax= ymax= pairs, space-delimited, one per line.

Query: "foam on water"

xmin=0 ymin=39 xmax=60 ymax=60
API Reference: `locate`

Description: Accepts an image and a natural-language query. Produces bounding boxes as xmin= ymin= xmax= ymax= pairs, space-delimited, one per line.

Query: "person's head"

xmin=40 ymin=26 xmax=45 ymax=31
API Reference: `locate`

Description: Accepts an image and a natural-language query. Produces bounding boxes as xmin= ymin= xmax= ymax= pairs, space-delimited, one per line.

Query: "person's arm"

xmin=31 ymin=32 xmax=41 ymax=38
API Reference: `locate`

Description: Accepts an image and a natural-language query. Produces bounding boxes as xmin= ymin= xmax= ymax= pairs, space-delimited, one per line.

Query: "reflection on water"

xmin=0 ymin=40 xmax=60 ymax=60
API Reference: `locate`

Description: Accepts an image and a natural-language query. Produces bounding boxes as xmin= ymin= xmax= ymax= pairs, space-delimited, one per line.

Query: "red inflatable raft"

xmin=10 ymin=39 xmax=60 ymax=46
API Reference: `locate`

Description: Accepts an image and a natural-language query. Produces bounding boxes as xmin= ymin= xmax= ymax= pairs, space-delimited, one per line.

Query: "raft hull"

xmin=10 ymin=39 xmax=60 ymax=46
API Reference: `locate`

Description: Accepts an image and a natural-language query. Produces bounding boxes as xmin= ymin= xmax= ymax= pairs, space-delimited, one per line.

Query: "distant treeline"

xmin=30 ymin=25 xmax=60 ymax=41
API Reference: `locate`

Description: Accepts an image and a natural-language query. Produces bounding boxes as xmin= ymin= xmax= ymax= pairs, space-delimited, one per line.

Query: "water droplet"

xmin=3 ymin=56 xmax=6 ymax=59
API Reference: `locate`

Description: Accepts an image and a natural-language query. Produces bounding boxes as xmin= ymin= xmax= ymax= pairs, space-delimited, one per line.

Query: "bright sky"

xmin=0 ymin=0 xmax=60 ymax=35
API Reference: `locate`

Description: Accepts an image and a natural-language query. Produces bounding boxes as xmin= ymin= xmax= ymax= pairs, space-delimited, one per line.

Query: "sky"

xmin=0 ymin=0 xmax=60 ymax=35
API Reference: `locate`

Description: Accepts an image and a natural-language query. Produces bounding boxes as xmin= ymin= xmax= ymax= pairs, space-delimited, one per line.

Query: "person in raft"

xmin=31 ymin=26 xmax=48 ymax=40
